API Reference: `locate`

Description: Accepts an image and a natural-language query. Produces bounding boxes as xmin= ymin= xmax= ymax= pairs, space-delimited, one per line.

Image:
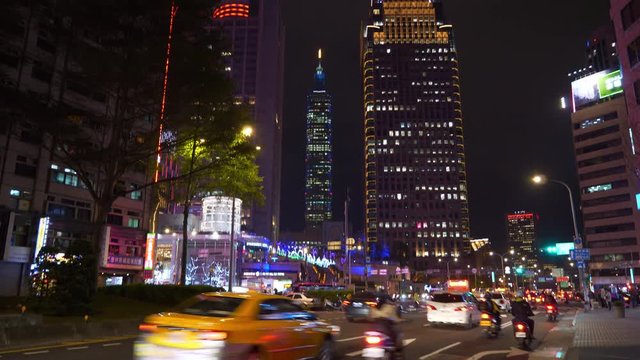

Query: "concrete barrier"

xmin=0 ymin=318 xmax=141 ymax=348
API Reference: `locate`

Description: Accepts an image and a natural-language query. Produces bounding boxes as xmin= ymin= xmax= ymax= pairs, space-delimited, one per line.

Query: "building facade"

xmin=212 ymin=0 xmax=284 ymax=242
xmin=362 ymin=0 xmax=470 ymax=269
xmin=304 ymin=50 xmax=333 ymax=228
xmin=609 ymin=0 xmax=640 ymax=286
xmin=506 ymin=211 xmax=538 ymax=270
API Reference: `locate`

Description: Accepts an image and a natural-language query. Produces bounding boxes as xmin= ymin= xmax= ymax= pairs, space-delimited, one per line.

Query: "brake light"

xmin=197 ymin=331 xmax=227 ymax=341
xmin=546 ymin=305 xmax=554 ymax=310
xmin=454 ymin=307 xmax=467 ymax=312
xmin=342 ymin=300 xmax=351 ymax=306
xmin=138 ymin=324 xmax=157 ymax=332
xmin=427 ymin=304 xmax=437 ymax=311
xmin=365 ymin=301 xmax=377 ymax=307
xmin=481 ymin=313 xmax=490 ymax=319
xmin=516 ymin=323 xmax=525 ymax=331
xmin=365 ymin=336 xmax=382 ymax=345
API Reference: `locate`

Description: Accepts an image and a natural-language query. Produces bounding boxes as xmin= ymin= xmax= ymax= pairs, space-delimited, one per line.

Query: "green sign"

xmin=555 ymin=242 xmax=574 ymax=256
xmin=598 ymin=70 xmax=623 ymax=99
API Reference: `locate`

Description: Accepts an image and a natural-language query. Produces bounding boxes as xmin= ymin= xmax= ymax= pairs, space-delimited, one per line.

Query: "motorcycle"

xmin=480 ymin=311 xmax=500 ymax=338
xmin=545 ymin=304 xmax=558 ymax=321
xmin=324 ymin=297 xmax=342 ymax=311
xmin=513 ymin=321 xmax=533 ymax=349
xmin=362 ymin=330 xmax=403 ymax=360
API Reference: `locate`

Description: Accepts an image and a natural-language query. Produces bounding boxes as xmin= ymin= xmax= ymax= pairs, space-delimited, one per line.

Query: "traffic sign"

xmin=574 ymin=237 xmax=583 ymax=246
xmin=577 ymin=260 xmax=586 ymax=269
xmin=570 ymin=248 xmax=590 ymax=261
xmin=366 ymin=256 xmax=371 ymax=264
xmin=471 ymin=268 xmax=477 ymax=274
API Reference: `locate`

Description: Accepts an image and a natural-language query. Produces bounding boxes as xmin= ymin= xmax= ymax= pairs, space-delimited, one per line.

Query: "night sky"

xmin=279 ymin=0 xmax=611 ymax=251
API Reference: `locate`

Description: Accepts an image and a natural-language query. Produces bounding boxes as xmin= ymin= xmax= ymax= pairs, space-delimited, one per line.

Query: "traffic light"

xmin=545 ymin=246 xmax=557 ymax=254
xmin=515 ymin=266 xmax=524 ymax=275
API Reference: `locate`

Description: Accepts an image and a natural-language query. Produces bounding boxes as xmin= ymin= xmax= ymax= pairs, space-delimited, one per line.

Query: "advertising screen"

xmin=554 ymin=242 xmax=575 ymax=256
xmin=571 ymin=69 xmax=623 ymax=110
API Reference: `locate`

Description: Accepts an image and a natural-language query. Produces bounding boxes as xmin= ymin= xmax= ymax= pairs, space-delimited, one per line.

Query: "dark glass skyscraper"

xmin=363 ymin=0 xmax=470 ymax=268
xmin=506 ymin=211 xmax=538 ymax=269
xmin=304 ymin=50 xmax=333 ymax=227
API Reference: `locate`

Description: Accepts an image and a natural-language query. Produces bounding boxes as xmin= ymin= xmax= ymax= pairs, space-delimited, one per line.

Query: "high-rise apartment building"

xmin=569 ymin=64 xmax=639 ymax=287
xmin=212 ymin=0 xmax=284 ymax=242
xmin=304 ymin=50 xmax=333 ymax=228
xmin=506 ymin=211 xmax=537 ymax=269
xmin=362 ymin=0 xmax=470 ymax=269
xmin=609 ymin=0 xmax=640 ymax=287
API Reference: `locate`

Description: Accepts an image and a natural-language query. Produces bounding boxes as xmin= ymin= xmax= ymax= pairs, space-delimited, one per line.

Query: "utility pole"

xmin=345 ymin=189 xmax=350 ymax=286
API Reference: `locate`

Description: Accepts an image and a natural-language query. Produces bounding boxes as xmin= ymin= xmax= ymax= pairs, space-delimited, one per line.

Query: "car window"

xmin=431 ymin=293 xmax=463 ymax=303
xmin=293 ymin=295 xmax=301 ymax=299
xmin=259 ymin=299 xmax=312 ymax=321
xmin=174 ymin=295 xmax=245 ymax=317
xmin=491 ymin=294 xmax=503 ymax=299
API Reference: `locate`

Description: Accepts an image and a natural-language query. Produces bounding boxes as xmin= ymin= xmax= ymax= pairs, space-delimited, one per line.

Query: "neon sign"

xmin=276 ymin=246 xmax=335 ymax=268
xmin=34 ymin=217 xmax=50 ymax=261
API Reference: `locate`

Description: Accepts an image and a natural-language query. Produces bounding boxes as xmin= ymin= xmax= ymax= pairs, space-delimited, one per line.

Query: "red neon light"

xmin=154 ymin=1 xmax=178 ymax=183
xmin=507 ymin=213 xmax=534 ymax=220
xmin=213 ymin=3 xmax=250 ymax=19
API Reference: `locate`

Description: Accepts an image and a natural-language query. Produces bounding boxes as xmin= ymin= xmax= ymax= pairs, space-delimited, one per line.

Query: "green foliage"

xmin=98 ymin=284 xmax=223 ymax=306
xmin=29 ymin=241 xmax=97 ymax=315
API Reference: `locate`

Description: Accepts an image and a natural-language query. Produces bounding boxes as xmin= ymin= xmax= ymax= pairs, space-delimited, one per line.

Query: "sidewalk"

xmin=566 ymin=306 xmax=640 ymax=360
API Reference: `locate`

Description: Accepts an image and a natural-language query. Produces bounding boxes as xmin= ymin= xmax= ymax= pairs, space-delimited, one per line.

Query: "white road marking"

xmin=403 ymin=338 xmax=416 ymax=346
xmin=67 ymin=346 xmax=88 ymax=350
xmin=466 ymin=349 xmax=511 ymax=360
xmin=419 ymin=341 xmax=461 ymax=359
xmin=24 ymin=350 xmax=50 ymax=355
xmin=346 ymin=350 xmax=363 ymax=357
xmin=337 ymin=335 xmax=365 ymax=342
xmin=102 ymin=343 xmax=122 ymax=347
xmin=501 ymin=322 xmax=512 ymax=329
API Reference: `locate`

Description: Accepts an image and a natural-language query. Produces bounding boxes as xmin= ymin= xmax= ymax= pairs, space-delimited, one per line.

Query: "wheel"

xmin=316 ymin=339 xmax=334 ymax=360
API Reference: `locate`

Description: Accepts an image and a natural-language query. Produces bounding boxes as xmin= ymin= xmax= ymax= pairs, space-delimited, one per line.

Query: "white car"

xmin=488 ymin=293 xmax=511 ymax=313
xmin=426 ymin=292 xmax=482 ymax=328
xmin=286 ymin=293 xmax=318 ymax=309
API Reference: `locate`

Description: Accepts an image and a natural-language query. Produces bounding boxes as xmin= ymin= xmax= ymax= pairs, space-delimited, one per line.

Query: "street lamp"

xmin=439 ymin=256 xmax=458 ymax=282
xmin=532 ymin=173 xmax=589 ymax=310
xmin=490 ymin=249 xmax=514 ymax=283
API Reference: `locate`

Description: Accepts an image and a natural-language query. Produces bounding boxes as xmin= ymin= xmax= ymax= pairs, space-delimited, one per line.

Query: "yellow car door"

xmin=254 ymin=299 xmax=305 ymax=360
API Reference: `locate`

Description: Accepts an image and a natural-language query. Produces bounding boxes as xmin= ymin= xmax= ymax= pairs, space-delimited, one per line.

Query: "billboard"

xmin=554 ymin=242 xmax=575 ymax=256
xmin=571 ymin=69 xmax=623 ymax=111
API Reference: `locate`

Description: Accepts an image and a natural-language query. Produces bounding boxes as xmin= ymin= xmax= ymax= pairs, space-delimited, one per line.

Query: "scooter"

xmin=362 ymin=330 xmax=403 ymax=360
xmin=480 ymin=311 xmax=501 ymax=338
xmin=513 ymin=321 xmax=533 ymax=349
xmin=546 ymin=304 xmax=558 ymax=321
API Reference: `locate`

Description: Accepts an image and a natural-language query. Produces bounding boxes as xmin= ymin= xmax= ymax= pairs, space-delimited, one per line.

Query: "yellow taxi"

xmin=134 ymin=291 xmax=339 ymax=360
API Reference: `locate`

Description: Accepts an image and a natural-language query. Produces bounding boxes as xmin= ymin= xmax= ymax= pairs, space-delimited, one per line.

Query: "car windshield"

xmin=174 ymin=295 xmax=245 ymax=317
xmin=431 ymin=293 xmax=464 ymax=303
xmin=491 ymin=294 xmax=503 ymax=299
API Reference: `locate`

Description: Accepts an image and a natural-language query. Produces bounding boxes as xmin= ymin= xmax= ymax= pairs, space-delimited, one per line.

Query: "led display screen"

xmin=571 ymin=69 xmax=623 ymax=110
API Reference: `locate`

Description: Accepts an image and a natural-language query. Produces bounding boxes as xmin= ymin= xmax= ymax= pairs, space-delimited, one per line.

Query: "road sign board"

xmin=366 ymin=256 xmax=371 ymax=264
xmin=471 ymin=268 xmax=477 ymax=274
xmin=570 ymin=248 xmax=590 ymax=261
xmin=574 ymin=237 xmax=583 ymax=246
xmin=577 ymin=260 xmax=586 ymax=269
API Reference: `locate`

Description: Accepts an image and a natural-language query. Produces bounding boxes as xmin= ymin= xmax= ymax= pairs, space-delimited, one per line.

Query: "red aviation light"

xmin=213 ymin=3 xmax=250 ymax=19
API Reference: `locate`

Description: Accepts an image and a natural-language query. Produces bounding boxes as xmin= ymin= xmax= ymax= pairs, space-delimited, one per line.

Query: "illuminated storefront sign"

xmin=245 ymin=241 xmax=269 ymax=249
xmin=243 ymin=271 xmax=286 ymax=278
xmin=275 ymin=246 xmax=335 ymax=268
xmin=144 ymin=233 xmax=156 ymax=278
xmin=34 ymin=217 xmax=50 ymax=261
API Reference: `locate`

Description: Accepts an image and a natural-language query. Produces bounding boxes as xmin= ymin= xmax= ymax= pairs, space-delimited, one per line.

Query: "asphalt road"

xmin=0 ymin=306 xmax=578 ymax=360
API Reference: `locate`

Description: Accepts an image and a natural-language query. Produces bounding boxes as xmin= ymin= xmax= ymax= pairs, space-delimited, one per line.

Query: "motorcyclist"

xmin=369 ymin=295 xmax=402 ymax=348
xmin=544 ymin=293 xmax=558 ymax=306
xmin=510 ymin=290 xmax=535 ymax=338
xmin=482 ymin=292 xmax=502 ymax=327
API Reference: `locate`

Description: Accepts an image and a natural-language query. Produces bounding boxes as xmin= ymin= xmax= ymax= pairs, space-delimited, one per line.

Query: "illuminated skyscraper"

xmin=211 ymin=0 xmax=284 ymax=242
xmin=304 ymin=50 xmax=333 ymax=227
xmin=362 ymin=0 xmax=470 ymax=268
xmin=506 ymin=211 xmax=538 ymax=269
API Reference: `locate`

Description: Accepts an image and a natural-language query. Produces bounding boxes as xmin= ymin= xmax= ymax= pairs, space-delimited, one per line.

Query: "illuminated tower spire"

xmin=305 ymin=50 xmax=333 ymax=228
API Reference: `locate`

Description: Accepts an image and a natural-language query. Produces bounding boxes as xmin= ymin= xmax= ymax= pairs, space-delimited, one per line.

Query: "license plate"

xmin=480 ymin=320 xmax=491 ymax=327
xmin=362 ymin=347 xmax=386 ymax=358
xmin=515 ymin=332 xmax=527 ymax=338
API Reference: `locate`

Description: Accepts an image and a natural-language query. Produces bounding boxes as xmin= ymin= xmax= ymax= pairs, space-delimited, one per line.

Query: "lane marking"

xmin=0 ymin=335 xmax=137 ymax=355
xmin=403 ymin=338 xmax=416 ymax=346
xmin=24 ymin=350 xmax=50 ymax=355
xmin=102 ymin=343 xmax=122 ymax=347
xmin=67 ymin=346 xmax=88 ymax=350
xmin=346 ymin=350 xmax=363 ymax=357
xmin=466 ymin=350 xmax=511 ymax=360
xmin=501 ymin=322 xmax=512 ymax=329
xmin=337 ymin=335 xmax=365 ymax=342
xmin=419 ymin=341 xmax=461 ymax=359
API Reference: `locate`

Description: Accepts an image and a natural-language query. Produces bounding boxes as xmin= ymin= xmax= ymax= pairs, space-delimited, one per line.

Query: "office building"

xmin=304 ymin=50 xmax=333 ymax=228
xmin=609 ymin=0 xmax=640 ymax=286
xmin=506 ymin=211 xmax=538 ymax=269
xmin=362 ymin=0 xmax=470 ymax=269
xmin=212 ymin=0 xmax=284 ymax=242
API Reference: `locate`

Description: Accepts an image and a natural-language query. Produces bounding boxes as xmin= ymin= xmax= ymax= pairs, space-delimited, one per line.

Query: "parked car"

xmin=426 ymin=292 xmax=481 ymax=328
xmin=286 ymin=293 xmax=320 ymax=310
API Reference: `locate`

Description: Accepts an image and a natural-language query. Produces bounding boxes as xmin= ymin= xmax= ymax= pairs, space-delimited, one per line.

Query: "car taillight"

xmin=197 ymin=331 xmax=227 ymax=341
xmin=481 ymin=313 xmax=490 ymax=319
xmin=342 ymin=300 xmax=351 ymax=306
xmin=138 ymin=324 xmax=157 ymax=332
xmin=427 ymin=304 xmax=437 ymax=311
xmin=365 ymin=301 xmax=377 ymax=307
xmin=365 ymin=335 xmax=382 ymax=345
xmin=516 ymin=323 xmax=525 ymax=331
xmin=499 ymin=300 xmax=505 ymax=304
xmin=454 ymin=307 xmax=467 ymax=312
xmin=546 ymin=305 xmax=554 ymax=310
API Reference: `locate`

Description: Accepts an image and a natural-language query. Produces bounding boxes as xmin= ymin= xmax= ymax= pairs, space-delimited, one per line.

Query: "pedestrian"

xmin=630 ymin=286 xmax=638 ymax=308
xmin=599 ymin=288 xmax=607 ymax=308
xmin=605 ymin=290 xmax=612 ymax=311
